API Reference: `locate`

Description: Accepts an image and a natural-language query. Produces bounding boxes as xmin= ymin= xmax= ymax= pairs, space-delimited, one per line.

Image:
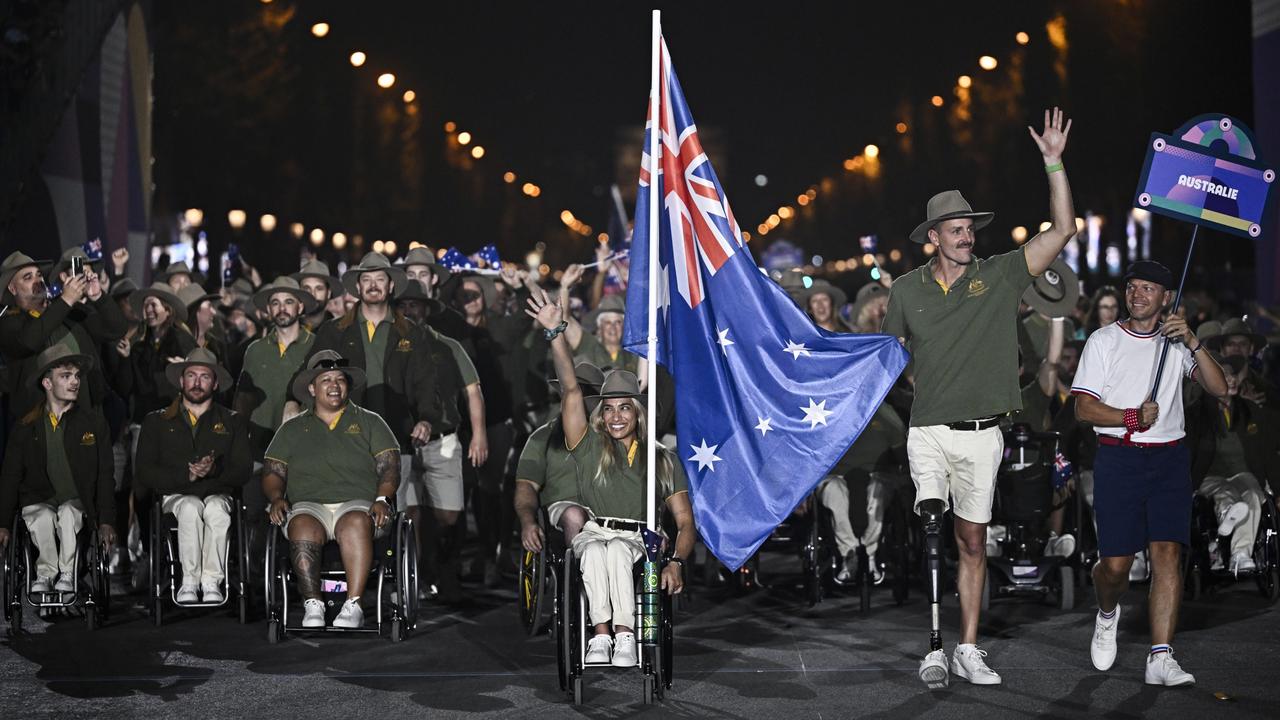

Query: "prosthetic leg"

xmin=918 ymin=499 xmax=949 ymax=688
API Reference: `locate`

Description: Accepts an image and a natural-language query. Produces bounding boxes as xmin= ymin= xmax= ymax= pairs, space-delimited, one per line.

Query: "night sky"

xmin=153 ymin=1 xmax=1257 ymax=297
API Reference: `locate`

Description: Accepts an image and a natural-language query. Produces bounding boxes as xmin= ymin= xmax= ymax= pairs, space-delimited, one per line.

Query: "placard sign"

xmin=1134 ymin=114 xmax=1274 ymax=238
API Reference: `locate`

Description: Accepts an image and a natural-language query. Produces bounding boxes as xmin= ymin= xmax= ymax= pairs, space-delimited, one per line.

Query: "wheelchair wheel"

xmin=237 ymin=497 xmax=252 ymax=624
xmin=560 ymin=548 xmax=579 ymax=700
xmin=643 ymin=644 xmax=663 ymax=704
xmin=87 ymin=538 xmax=110 ymax=629
xmin=802 ymin=513 xmax=823 ymax=607
xmin=660 ymin=586 xmax=674 ymax=690
xmin=267 ymin=619 xmax=282 ymax=644
xmin=1057 ymin=565 xmax=1075 ymax=609
xmin=518 ymin=546 xmax=546 ymax=636
xmin=4 ymin=525 xmax=22 ymax=634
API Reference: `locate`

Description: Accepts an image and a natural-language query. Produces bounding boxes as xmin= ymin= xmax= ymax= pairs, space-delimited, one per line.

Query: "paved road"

xmin=2 ymin=551 xmax=1277 ymax=719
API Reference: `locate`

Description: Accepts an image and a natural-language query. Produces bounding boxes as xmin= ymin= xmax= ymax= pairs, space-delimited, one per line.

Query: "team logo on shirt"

xmin=346 ymin=423 xmax=362 ymax=434
xmin=80 ymin=432 xmax=96 ymax=445
xmin=967 ymin=279 xmax=988 ymax=297
xmin=1247 ymin=422 xmax=1259 ymax=435
xmin=212 ymin=422 xmax=228 ymax=434
xmin=396 ymin=339 xmax=413 ymax=352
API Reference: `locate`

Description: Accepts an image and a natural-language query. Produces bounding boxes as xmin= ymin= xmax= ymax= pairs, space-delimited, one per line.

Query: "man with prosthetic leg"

xmin=881 ymin=108 xmax=1077 ymax=689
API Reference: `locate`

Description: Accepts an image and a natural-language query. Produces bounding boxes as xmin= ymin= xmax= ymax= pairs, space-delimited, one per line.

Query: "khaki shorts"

xmin=285 ymin=500 xmax=380 ymax=541
xmin=417 ymin=433 xmax=464 ymax=512
xmin=547 ymin=500 xmax=591 ymax=529
xmin=907 ymin=424 xmax=1004 ymax=524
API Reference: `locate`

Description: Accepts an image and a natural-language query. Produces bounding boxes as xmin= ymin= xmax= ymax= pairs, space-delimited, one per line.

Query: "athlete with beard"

xmin=135 ymin=348 xmax=251 ymax=604
xmin=881 ymin=108 xmax=1077 ymax=689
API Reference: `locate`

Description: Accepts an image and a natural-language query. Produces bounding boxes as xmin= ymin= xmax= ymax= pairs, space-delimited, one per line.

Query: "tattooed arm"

xmin=370 ymin=448 xmax=400 ymax=528
xmin=262 ymin=458 xmax=291 ymax=526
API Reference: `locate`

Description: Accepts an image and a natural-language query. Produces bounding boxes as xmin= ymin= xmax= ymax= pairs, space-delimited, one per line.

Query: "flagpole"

xmin=645 ymin=9 xmax=661 ymax=532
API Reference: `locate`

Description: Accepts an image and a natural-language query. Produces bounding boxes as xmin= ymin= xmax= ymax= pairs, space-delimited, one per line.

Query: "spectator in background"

xmin=1085 ymin=286 xmax=1121 ymax=337
xmin=803 ymin=280 xmax=853 ymax=333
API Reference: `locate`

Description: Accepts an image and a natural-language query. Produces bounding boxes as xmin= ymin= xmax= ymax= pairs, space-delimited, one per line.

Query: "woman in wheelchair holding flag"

xmin=526 ymin=285 xmax=695 ymax=669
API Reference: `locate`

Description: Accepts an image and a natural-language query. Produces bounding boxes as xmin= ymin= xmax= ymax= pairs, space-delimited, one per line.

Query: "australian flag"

xmin=622 ymin=37 xmax=909 ymax=570
xmin=440 ymin=247 xmax=476 ymax=272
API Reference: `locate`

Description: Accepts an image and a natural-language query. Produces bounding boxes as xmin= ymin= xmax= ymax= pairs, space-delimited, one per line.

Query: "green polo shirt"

xmin=264 ymin=402 xmax=399 ymax=504
xmin=567 ymin=430 xmax=689 ymax=521
xmin=239 ymin=328 xmax=316 ymax=433
xmin=44 ymin=413 xmax=79 ymax=505
xmin=426 ymin=325 xmax=479 ymax=387
xmin=517 ymin=420 xmax=580 ymax=507
xmin=359 ymin=309 xmax=392 ymax=390
xmin=573 ymin=332 xmax=639 ymax=374
xmin=881 ymin=246 xmax=1036 ymax=427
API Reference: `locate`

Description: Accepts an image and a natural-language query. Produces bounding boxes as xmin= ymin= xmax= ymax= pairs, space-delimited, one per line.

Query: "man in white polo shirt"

xmin=1071 ymin=260 xmax=1227 ymax=687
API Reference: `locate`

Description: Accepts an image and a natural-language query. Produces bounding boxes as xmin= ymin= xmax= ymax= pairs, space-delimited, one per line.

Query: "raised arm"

xmin=526 ymin=285 xmax=588 ymax=448
xmin=1023 ymin=108 xmax=1077 ymax=276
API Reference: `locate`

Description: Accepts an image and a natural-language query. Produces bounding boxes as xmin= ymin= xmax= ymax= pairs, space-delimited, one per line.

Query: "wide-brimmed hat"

xmin=1021 ymin=258 xmax=1080 ymax=318
xmin=130 ymin=281 xmax=188 ymax=324
xmin=156 ymin=261 xmax=195 ymax=284
xmin=0 ymin=251 xmax=52 ymax=297
xmin=583 ymin=294 xmax=627 ymax=328
xmin=393 ymin=279 xmax=445 ymax=315
xmin=32 ymin=343 xmax=95 ymax=388
xmin=909 ymin=190 xmax=994 ymax=244
xmin=164 ymin=347 xmax=233 ymax=390
xmin=401 ymin=246 xmax=451 ymax=285
xmin=586 ymin=369 xmax=643 ymax=401
xmin=47 ymin=246 xmax=103 ymax=283
xmin=549 ymin=361 xmax=606 ymax=394
xmin=177 ymin=283 xmax=221 ymax=314
xmin=1206 ymin=317 xmax=1266 ymax=354
xmin=253 ymin=276 xmax=320 ymax=315
xmin=776 ymin=269 xmax=808 ymax=303
xmin=341 ymin=253 xmax=408 ymax=299
xmin=1195 ymin=320 xmax=1222 ymax=347
xmin=110 ymin=277 xmax=138 ymax=300
xmin=454 ymin=274 xmax=500 ymax=312
xmin=291 ymin=350 xmax=367 ymax=403
xmin=292 ymin=259 xmax=344 ymax=299
xmin=800 ymin=279 xmax=848 ymax=311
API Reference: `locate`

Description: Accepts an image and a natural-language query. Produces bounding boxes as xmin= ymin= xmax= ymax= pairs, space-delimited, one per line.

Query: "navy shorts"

xmin=1092 ymin=441 xmax=1192 ymax=557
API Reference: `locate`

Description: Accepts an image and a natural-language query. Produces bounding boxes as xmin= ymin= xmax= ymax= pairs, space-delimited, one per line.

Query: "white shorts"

xmin=907 ymin=424 xmax=1004 ymax=524
xmin=395 ymin=453 xmax=422 ymax=509
xmin=286 ymin=500 xmax=376 ymax=541
xmin=547 ymin=500 xmax=591 ymax=529
xmin=417 ymin=433 xmax=464 ymax=512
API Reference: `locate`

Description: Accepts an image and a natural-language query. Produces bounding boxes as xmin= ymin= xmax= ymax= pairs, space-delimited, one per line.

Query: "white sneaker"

xmin=951 ymin=644 xmax=1002 ymax=685
xmin=1217 ymin=501 xmax=1249 ymax=537
xmin=1230 ymin=552 xmax=1257 ymax=573
xmin=585 ymin=634 xmax=613 ymax=664
xmin=30 ymin=576 xmax=53 ymax=593
xmin=333 ymin=598 xmax=364 ymax=628
xmin=870 ymin=563 xmax=885 ymax=585
xmin=1046 ymin=533 xmax=1077 ymax=558
xmin=53 ymin=575 xmax=76 ymax=593
xmin=1090 ymin=605 xmax=1120 ymax=671
xmin=175 ymin=584 xmax=200 ymax=603
xmin=1145 ymin=649 xmax=1195 ymax=686
xmin=1129 ymin=553 xmax=1149 ymax=582
xmin=835 ymin=550 xmax=858 ymax=584
xmin=919 ymin=649 xmax=949 ymax=689
xmin=611 ymin=632 xmax=639 ymax=667
xmin=302 ymin=598 xmax=326 ymax=628
xmin=201 ymin=582 xmax=224 ymax=603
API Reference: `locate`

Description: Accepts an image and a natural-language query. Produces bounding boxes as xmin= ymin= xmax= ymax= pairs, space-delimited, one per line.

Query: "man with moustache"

xmin=881 ymin=108 xmax=1076 ymax=689
xmin=135 ymin=349 xmax=251 ymax=603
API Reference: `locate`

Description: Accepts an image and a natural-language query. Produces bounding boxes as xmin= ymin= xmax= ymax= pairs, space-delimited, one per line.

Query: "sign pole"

xmin=1148 ymin=224 xmax=1199 ymax=399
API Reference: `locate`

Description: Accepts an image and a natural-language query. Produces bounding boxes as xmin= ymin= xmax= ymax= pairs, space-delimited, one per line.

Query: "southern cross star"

xmin=783 ymin=340 xmax=811 ymax=360
xmin=755 ymin=417 xmax=773 ymax=436
xmin=717 ymin=328 xmax=735 ymax=355
xmin=800 ymin=398 xmax=833 ymax=429
xmin=688 ymin=439 xmax=723 ymax=472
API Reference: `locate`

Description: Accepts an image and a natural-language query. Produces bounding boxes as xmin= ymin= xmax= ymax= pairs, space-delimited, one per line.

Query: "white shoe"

xmin=1046 ymin=533 xmax=1077 ymax=558
xmin=951 ymin=644 xmax=1002 ymax=685
xmin=53 ymin=575 xmax=76 ymax=593
xmin=611 ymin=632 xmax=639 ymax=667
xmin=333 ymin=598 xmax=364 ymax=628
xmin=201 ymin=582 xmax=224 ymax=603
xmin=1145 ymin=649 xmax=1195 ymax=686
xmin=30 ymin=576 xmax=53 ymax=593
xmin=870 ymin=563 xmax=885 ymax=585
xmin=585 ymin=634 xmax=613 ymax=664
xmin=1217 ymin=501 xmax=1248 ymax=537
xmin=302 ymin=598 xmax=326 ymax=628
xmin=1230 ymin=552 xmax=1257 ymax=573
xmin=175 ymin=584 xmax=200 ymax=603
xmin=835 ymin=550 xmax=858 ymax=584
xmin=919 ymin=649 xmax=949 ymax=689
xmin=1090 ymin=606 xmax=1120 ymax=671
xmin=1129 ymin=553 xmax=1149 ymax=582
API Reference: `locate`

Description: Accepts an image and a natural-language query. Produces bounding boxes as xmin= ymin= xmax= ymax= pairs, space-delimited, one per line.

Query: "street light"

xmin=383 ymin=241 xmax=397 ymax=256
xmin=290 ymin=222 xmax=305 ymax=239
xmin=402 ymin=90 xmax=415 ymax=103
xmin=310 ymin=228 xmax=325 ymax=246
xmin=471 ymin=146 xmax=485 ymax=159
xmin=957 ymin=75 xmax=972 ymax=89
xmin=457 ymin=131 xmax=472 ymax=145
xmin=377 ymin=73 xmax=395 ymax=89
xmin=373 ymin=240 xmax=385 ymax=253
xmin=864 ymin=144 xmax=880 ymax=159
xmin=931 ymin=95 xmax=944 ymax=107
xmin=227 ymin=209 xmax=247 ymax=229
xmin=349 ymin=51 xmax=366 ymax=67
xmin=332 ymin=232 xmax=347 ymax=249
xmin=259 ymin=213 xmax=277 ymax=232
xmin=503 ymin=171 xmax=516 ymax=183
xmin=183 ymin=208 xmax=204 ymax=227
xmin=979 ymin=55 xmax=998 ymax=70
xmin=311 ymin=22 xmax=329 ymax=38
xmin=895 ymin=122 xmax=908 ymax=134
xmin=1015 ymin=31 xmax=1030 ymax=45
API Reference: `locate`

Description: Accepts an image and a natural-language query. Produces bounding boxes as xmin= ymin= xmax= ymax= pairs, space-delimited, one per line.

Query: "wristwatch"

xmin=668 ymin=556 xmax=685 ymax=570
xmin=543 ymin=320 xmax=569 ymax=341
xmin=374 ymin=495 xmax=395 ymax=512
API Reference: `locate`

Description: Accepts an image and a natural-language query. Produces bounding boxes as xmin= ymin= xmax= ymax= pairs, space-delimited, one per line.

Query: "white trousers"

xmin=22 ymin=499 xmax=85 ymax=580
xmin=1198 ymin=472 xmax=1264 ymax=557
xmin=817 ymin=473 xmax=887 ymax=558
xmin=162 ymin=494 xmax=232 ymax=586
xmin=573 ymin=521 xmax=644 ymax=628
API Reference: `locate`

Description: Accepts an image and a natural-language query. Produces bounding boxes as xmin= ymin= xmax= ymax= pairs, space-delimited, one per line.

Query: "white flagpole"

xmin=645 ymin=9 xmax=661 ymax=532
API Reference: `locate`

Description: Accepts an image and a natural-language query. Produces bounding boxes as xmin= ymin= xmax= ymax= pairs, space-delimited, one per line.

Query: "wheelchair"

xmin=1185 ymin=483 xmax=1280 ymax=601
xmin=2 ymin=513 xmax=111 ymax=633
xmin=521 ymin=511 xmax=675 ymax=705
xmin=149 ymin=492 xmax=252 ymax=626
xmin=263 ymin=510 xmax=418 ymax=642
xmin=982 ymin=425 xmax=1081 ymax=610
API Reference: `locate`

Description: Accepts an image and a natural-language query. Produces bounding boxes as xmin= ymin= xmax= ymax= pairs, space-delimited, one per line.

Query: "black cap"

xmin=1122 ymin=260 xmax=1173 ymax=290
